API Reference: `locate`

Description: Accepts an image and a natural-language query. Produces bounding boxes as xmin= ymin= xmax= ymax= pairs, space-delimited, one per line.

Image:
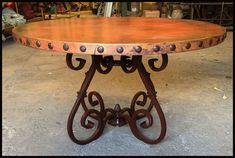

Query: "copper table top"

xmin=12 ymin=17 xmax=226 ymax=55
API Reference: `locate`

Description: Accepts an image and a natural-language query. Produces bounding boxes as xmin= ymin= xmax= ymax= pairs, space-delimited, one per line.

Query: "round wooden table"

xmin=12 ymin=17 xmax=226 ymax=145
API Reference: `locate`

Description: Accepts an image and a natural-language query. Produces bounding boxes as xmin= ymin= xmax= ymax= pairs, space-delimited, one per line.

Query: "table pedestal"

xmin=66 ymin=54 xmax=168 ymax=145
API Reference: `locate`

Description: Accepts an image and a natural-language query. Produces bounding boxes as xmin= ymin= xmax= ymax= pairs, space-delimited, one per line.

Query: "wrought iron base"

xmin=66 ymin=54 xmax=168 ymax=145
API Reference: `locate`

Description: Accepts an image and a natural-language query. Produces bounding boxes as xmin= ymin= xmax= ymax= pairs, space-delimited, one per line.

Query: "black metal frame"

xmin=66 ymin=54 xmax=168 ymax=145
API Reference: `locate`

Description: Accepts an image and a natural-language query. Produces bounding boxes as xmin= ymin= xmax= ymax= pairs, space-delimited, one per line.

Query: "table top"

xmin=12 ymin=17 xmax=226 ymax=56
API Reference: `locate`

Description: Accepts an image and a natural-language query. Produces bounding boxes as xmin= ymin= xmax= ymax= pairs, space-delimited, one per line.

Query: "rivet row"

xmin=14 ymin=35 xmax=225 ymax=54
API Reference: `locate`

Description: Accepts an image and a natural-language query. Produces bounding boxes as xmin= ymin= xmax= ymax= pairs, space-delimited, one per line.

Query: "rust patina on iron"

xmin=12 ymin=17 xmax=226 ymax=55
xmin=66 ymin=54 xmax=168 ymax=145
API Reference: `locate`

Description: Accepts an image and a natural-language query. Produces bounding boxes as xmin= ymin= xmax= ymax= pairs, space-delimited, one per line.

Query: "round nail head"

xmin=117 ymin=47 xmax=124 ymax=53
xmin=63 ymin=43 xmax=69 ymax=51
xmin=185 ymin=42 xmax=191 ymax=49
xmin=36 ymin=41 xmax=41 ymax=47
xmin=170 ymin=44 xmax=176 ymax=51
xmin=48 ymin=43 xmax=53 ymax=49
xmin=153 ymin=45 xmax=160 ymax=52
xmin=134 ymin=46 xmax=142 ymax=53
xmin=97 ymin=46 xmax=104 ymax=53
xmin=80 ymin=46 xmax=86 ymax=52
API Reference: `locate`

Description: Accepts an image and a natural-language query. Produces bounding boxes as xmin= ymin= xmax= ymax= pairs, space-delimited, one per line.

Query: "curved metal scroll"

xmin=66 ymin=53 xmax=86 ymax=71
xmin=128 ymin=58 xmax=167 ymax=144
xmin=130 ymin=91 xmax=148 ymax=112
xmin=67 ymin=55 xmax=106 ymax=145
xmin=96 ymin=56 xmax=114 ymax=74
xmin=148 ymin=54 xmax=168 ymax=72
xmin=120 ymin=56 xmax=139 ymax=73
xmin=131 ymin=109 xmax=153 ymax=129
xmin=67 ymin=54 xmax=167 ymax=145
xmin=130 ymin=91 xmax=153 ymax=120
xmin=87 ymin=91 xmax=105 ymax=118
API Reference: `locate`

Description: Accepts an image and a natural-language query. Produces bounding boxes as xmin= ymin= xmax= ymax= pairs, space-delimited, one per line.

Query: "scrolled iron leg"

xmin=66 ymin=55 xmax=106 ymax=145
xmin=128 ymin=57 xmax=167 ymax=144
xmin=66 ymin=54 xmax=168 ymax=145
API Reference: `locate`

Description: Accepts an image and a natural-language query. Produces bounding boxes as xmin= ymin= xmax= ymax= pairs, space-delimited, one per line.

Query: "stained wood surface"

xmin=12 ymin=17 xmax=226 ymax=55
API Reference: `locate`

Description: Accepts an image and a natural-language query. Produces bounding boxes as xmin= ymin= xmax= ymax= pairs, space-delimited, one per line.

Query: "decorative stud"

xmin=134 ymin=46 xmax=142 ymax=53
xmin=198 ymin=41 xmax=203 ymax=47
xmin=153 ymin=45 xmax=160 ymax=52
xmin=48 ymin=43 xmax=53 ymax=49
xmin=97 ymin=46 xmax=104 ymax=53
xmin=80 ymin=45 xmax=86 ymax=52
xmin=36 ymin=41 xmax=41 ymax=47
xmin=116 ymin=47 xmax=124 ymax=53
xmin=63 ymin=43 xmax=69 ymax=51
xmin=169 ymin=44 xmax=176 ymax=51
xmin=185 ymin=42 xmax=191 ymax=49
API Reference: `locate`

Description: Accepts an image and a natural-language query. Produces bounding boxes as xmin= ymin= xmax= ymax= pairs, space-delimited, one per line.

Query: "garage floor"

xmin=2 ymin=22 xmax=233 ymax=155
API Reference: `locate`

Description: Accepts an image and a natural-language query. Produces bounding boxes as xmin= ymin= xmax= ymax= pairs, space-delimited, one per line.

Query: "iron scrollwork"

xmin=148 ymin=54 xmax=168 ymax=72
xmin=120 ymin=56 xmax=139 ymax=73
xmin=66 ymin=53 xmax=168 ymax=145
xmin=130 ymin=91 xmax=153 ymax=119
xmin=66 ymin=53 xmax=86 ymax=71
xmin=96 ymin=56 xmax=114 ymax=74
xmin=95 ymin=55 xmax=140 ymax=74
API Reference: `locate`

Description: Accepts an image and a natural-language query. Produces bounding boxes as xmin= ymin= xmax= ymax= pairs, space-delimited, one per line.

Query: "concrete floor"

xmin=2 ymin=21 xmax=233 ymax=155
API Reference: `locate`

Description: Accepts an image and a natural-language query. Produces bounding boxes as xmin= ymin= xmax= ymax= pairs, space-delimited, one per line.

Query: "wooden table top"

xmin=12 ymin=17 xmax=226 ymax=56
